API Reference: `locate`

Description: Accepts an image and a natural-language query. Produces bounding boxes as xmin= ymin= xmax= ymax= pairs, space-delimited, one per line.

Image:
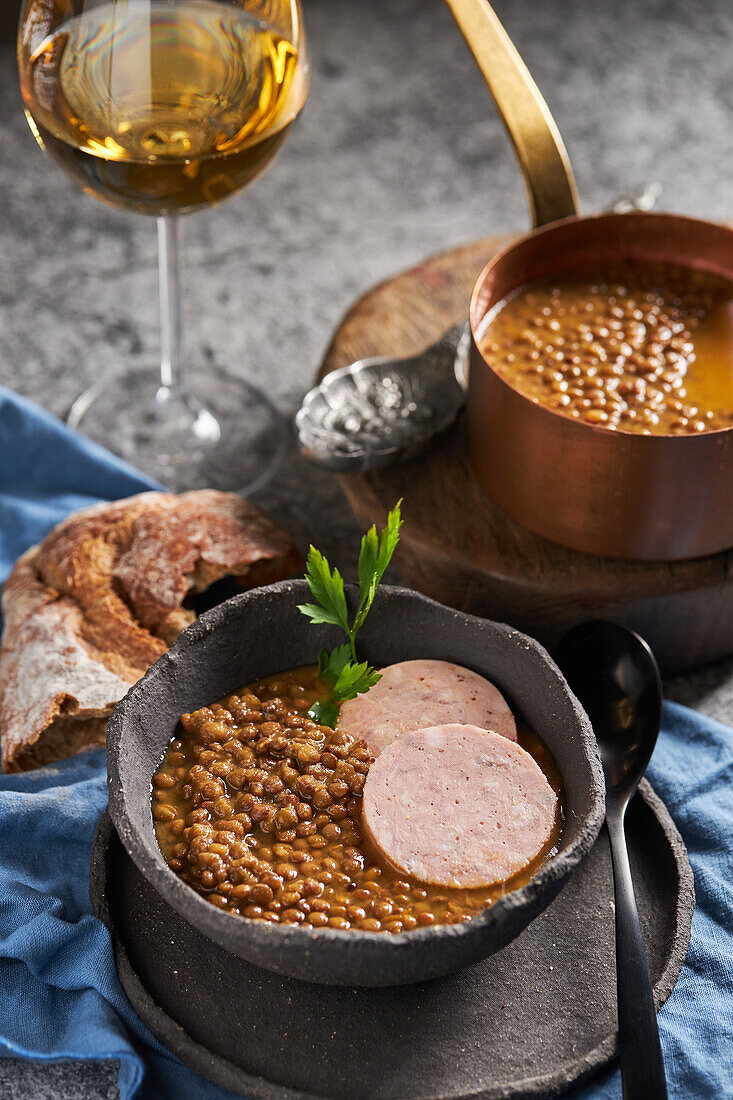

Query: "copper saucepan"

xmin=468 ymin=213 xmax=733 ymax=560
xmin=447 ymin=0 xmax=733 ymax=560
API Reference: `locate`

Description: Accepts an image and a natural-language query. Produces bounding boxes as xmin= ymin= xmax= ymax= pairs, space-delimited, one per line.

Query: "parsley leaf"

xmin=297 ymin=546 xmax=349 ymax=633
xmin=317 ymin=643 xmax=352 ymax=688
xmin=308 ymin=698 xmax=342 ymax=728
xmin=354 ymin=501 xmax=403 ymax=633
xmin=297 ymin=502 xmax=403 ymax=726
xmin=332 ymin=660 xmax=382 ymax=702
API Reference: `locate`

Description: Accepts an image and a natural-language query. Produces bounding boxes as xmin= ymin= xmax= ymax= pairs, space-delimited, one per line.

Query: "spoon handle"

xmin=607 ymin=810 xmax=668 ymax=1100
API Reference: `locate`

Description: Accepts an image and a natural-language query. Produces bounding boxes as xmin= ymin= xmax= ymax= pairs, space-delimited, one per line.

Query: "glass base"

xmin=67 ymin=365 xmax=288 ymax=494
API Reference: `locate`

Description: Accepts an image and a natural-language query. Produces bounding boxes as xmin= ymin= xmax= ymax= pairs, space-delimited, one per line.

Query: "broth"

xmin=478 ymin=260 xmax=733 ymax=435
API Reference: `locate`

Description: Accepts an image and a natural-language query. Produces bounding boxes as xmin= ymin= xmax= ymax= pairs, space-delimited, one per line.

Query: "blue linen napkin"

xmin=0 ymin=384 xmax=731 ymax=1099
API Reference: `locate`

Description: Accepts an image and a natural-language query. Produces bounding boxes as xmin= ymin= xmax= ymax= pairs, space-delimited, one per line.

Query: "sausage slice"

xmin=338 ymin=659 xmax=516 ymax=759
xmin=362 ymin=724 xmax=558 ymax=888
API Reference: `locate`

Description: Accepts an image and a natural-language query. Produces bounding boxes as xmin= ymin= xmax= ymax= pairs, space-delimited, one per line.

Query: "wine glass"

xmin=18 ymin=0 xmax=309 ymax=491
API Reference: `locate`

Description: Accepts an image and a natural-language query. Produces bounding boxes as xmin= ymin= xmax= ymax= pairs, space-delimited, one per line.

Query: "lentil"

xmin=479 ymin=261 xmax=733 ymax=435
xmin=153 ymin=666 xmax=562 ymax=933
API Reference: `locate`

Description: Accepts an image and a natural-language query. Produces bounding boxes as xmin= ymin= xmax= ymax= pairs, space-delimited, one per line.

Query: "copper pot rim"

xmin=469 ymin=210 xmax=733 ymax=443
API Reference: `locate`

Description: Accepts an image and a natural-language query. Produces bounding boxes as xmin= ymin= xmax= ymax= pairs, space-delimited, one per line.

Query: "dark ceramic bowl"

xmin=107 ymin=581 xmax=605 ymax=987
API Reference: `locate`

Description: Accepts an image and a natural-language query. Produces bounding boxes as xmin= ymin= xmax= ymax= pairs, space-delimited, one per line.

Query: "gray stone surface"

xmin=1 ymin=0 xmax=732 ymax=1094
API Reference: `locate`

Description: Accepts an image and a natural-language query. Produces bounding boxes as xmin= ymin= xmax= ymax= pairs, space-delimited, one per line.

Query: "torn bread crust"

xmin=0 ymin=550 xmax=134 ymax=772
xmin=0 ymin=491 xmax=301 ymax=773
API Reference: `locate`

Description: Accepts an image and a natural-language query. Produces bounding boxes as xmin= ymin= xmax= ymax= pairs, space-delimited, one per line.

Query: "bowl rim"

xmin=469 ymin=209 xmax=733 ymax=442
xmin=107 ymin=581 xmax=606 ymax=960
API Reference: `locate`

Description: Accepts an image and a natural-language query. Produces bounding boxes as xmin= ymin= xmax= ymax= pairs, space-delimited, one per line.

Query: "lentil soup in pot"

xmin=477 ymin=260 xmax=733 ymax=435
xmin=152 ymin=666 xmax=563 ymax=933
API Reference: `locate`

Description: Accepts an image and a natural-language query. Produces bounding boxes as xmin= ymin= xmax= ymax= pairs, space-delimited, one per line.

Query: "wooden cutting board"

xmin=318 ymin=234 xmax=733 ymax=673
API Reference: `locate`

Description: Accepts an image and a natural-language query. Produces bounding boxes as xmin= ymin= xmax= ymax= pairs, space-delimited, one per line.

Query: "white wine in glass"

xmin=18 ymin=0 xmax=309 ymax=489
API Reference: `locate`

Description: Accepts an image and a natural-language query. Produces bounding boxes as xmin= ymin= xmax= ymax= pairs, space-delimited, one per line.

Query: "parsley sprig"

xmin=297 ymin=502 xmax=403 ymax=726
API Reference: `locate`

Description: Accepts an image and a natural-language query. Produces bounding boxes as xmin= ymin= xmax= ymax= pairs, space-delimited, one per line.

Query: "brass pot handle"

xmin=444 ymin=0 xmax=578 ymax=228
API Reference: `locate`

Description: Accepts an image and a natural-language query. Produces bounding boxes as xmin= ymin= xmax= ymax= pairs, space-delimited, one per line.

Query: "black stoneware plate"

xmin=90 ymin=794 xmax=693 ymax=1100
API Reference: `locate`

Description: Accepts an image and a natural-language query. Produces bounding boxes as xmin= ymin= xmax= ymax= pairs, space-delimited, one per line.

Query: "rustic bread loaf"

xmin=0 ymin=490 xmax=300 ymax=772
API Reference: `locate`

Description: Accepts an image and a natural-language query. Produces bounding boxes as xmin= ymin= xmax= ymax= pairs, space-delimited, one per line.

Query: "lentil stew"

xmin=153 ymin=666 xmax=563 ymax=933
xmin=478 ymin=260 xmax=733 ymax=435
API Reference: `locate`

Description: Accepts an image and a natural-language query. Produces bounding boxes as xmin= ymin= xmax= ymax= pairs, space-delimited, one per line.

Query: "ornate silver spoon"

xmin=295 ymin=323 xmax=469 ymax=472
xmin=296 ymin=184 xmax=661 ymax=473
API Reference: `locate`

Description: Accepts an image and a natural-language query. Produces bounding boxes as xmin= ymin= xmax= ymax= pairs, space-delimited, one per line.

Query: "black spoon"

xmin=554 ymin=621 xmax=668 ymax=1100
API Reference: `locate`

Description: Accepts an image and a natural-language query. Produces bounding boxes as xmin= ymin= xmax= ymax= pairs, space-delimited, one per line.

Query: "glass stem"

xmin=157 ymin=214 xmax=184 ymax=398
